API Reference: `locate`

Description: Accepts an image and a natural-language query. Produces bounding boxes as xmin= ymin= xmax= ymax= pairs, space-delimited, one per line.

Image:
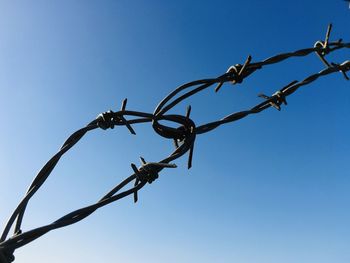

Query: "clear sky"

xmin=0 ymin=1 xmax=349 ymax=263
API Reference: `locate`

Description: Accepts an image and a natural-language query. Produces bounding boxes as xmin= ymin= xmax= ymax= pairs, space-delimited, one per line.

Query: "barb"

xmin=215 ymin=55 xmax=253 ymax=92
xmin=0 ymin=24 xmax=349 ymax=263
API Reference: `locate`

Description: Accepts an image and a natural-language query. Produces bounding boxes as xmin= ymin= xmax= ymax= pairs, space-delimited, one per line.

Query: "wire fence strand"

xmin=0 ymin=24 xmax=349 ymax=263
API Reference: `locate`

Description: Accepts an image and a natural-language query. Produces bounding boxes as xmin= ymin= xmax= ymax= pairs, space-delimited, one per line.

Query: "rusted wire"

xmin=0 ymin=24 xmax=349 ymax=263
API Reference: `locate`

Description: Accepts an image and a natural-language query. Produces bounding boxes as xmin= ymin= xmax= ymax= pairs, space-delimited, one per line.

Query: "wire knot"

xmin=258 ymin=90 xmax=287 ymax=111
xmin=215 ymin=55 xmax=252 ymax=92
xmin=314 ymin=24 xmax=333 ymax=57
xmin=227 ymin=64 xmax=245 ymax=84
xmin=314 ymin=40 xmax=330 ymax=57
xmin=96 ymin=99 xmax=136 ymax=134
xmin=131 ymin=157 xmax=176 ymax=202
xmin=96 ymin=110 xmax=116 ymax=130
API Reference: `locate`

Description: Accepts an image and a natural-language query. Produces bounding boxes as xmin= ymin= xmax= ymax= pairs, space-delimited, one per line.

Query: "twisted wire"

xmin=0 ymin=24 xmax=348 ymax=263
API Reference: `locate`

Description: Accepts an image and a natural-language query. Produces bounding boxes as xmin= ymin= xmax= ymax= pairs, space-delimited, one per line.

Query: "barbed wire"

xmin=0 ymin=24 xmax=349 ymax=263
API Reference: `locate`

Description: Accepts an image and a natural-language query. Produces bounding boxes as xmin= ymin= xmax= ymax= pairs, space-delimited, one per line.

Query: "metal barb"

xmin=186 ymin=105 xmax=192 ymax=119
xmin=121 ymin=98 xmax=128 ymax=111
xmin=331 ymin=62 xmax=350 ymax=80
xmin=238 ymin=55 xmax=252 ymax=76
xmin=130 ymin=163 xmax=140 ymax=201
xmin=324 ymin=23 xmax=332 ymax=50
xmin=258 ymin=93 xmax=281 ymax=111
xmin=119 ymin=99 xmax=136 ymax=135
xmin=314 ymin=24 xmax=334 ymax=67
xmin=215 ymin=55 xmax=252 ymax=92
xmin=173 ymin=139 xmax=179 ymax=149
xmin=139 ymin=156 xmax=147 ymax=165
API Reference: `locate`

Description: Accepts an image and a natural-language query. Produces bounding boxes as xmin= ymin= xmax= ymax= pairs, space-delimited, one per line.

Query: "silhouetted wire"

xmin=0 ymin=24 xmax=349 ymax=263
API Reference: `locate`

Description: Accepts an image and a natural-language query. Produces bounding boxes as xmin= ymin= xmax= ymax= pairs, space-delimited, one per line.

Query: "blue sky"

xmin=0 ymin=1 xmax=349 ymax=262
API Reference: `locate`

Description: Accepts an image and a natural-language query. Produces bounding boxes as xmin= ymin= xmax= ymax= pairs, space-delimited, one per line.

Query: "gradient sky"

xmin=0 ymin=1 xmax=349 ymax=263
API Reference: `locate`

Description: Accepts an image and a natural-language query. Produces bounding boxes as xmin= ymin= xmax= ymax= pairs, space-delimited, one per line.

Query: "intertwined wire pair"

xmin=0 ymin=24 xmax=349 ymax=263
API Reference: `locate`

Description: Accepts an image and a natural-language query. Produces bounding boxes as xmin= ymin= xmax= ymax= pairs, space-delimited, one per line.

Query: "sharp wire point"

xmin=239 ymin=55 xmax=252 ymax=76
xmin=186 ymin=105 xmax=192 ymax=119
xmin=173 ymin=139 xmax=179 ymax=148
xmin=131 ymin=163 xmax=139 ymax=175
xmin=188 ymin=144 xmax=194 ymax=169
xmin=325 ymin=24 xmax=332 ymax=47
xmin=121 ymin=98 xmax=128 ymax=111
xmin=215 ymin=82 xmax=224 ymax=92
xmin=140 ymin=157 xmax=147 ymax=165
